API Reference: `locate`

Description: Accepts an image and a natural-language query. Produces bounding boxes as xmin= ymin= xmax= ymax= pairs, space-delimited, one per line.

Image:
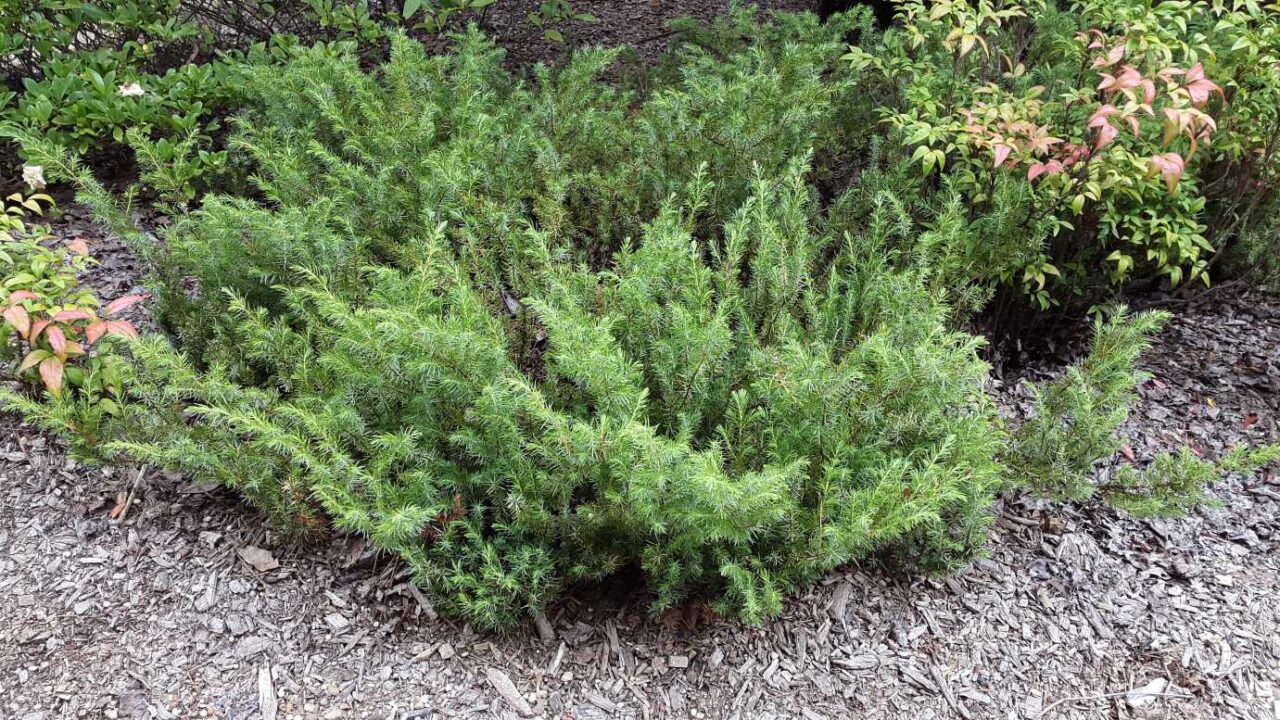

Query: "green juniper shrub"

xmin=1101 ymin=443 xmax=1280 ymax=518
xmin=7 ymin=9 xmax=1277 ymax=630
xmin=1006 ymin=307 xmax=1168 ymax=501
xmin=23 ymin=26 xmax=1007 ymax=629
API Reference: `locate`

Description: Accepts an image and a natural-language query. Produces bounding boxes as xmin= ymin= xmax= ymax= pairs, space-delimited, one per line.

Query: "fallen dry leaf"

xmin=1243 ymin=413 xmax=1259 ymax=429
xmin=238 ymin=545 xmax=280 ymax=573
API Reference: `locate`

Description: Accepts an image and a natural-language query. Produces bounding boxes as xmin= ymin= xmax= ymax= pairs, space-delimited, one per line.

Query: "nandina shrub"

xmin=48 ymin=24 xmax=1008 ymax=629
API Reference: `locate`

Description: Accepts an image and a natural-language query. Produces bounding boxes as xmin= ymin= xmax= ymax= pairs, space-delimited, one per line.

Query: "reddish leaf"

xmin=3 ymin=304 xmax=31 ymax=338
xmin=67 ymin=238 xmax=90 ymax=257
xmin=1243 ymin=413 xmax=1259 ymax=429
xmin=85 ymin=320 xmax=107 ymax=345
xmin=38 ymin=356 xmax=64 ymax=397
xmin=1027 ymin=160 xmax=1064 ymax=182
xmin=1147 ymin=152 xmax=1186 ymax=193
xmin=1098 ymin=66 xmax=1143 ymax=95
xmin=106 ymin=320 xmax=139 ymax=338
xmin=46 ymin=325 xmax=67 ymax=358
xmin=1087 ymin=105 xmax=1122 ymax=149
xmin=1126 ymin=114 xmax=1141 ymax=138
xmin=1181 ymin=63 xmax=1224 ymax=107
xmin=28 ymin=319 xmax=50 ymax=343
xmin=103 ymin=293 xmax=149 ymax=317
xmin=52 ymin=309 xmax=93 ymax=322
xmin=1094 ymin=121 xmax=1118 ymax=150
xmin=993 ymin=143 xmax=1014 ymax=168
xmin=1091 ymin=41 xmax=1125 ymax=68
xmin=1088 ymin=104 xmax=1119 ymax=124
xmin=1120 ymin=444 xmax=1136 ymax=461
xmin=5 ymin=290 xmax=39 ymax=303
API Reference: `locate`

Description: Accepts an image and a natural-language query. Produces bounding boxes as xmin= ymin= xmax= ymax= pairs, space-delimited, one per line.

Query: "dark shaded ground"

xmin=450 ymin=0 xmax=820 ymax=67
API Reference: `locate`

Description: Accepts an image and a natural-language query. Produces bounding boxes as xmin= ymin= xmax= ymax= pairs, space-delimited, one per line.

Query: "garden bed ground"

xmin=2 ymin=203 xmax=1279 ymax=719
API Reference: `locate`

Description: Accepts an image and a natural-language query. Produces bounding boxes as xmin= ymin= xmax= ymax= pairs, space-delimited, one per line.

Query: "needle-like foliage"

xmin=77 ymin=22 xmax=1009 ymax=628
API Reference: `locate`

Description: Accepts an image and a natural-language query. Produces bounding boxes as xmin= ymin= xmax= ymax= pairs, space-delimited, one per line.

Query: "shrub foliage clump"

xmin=8 ymin=7 xmax=1276 ymax=629
xmin=56 ymin=21 xmax=1012 ymax=628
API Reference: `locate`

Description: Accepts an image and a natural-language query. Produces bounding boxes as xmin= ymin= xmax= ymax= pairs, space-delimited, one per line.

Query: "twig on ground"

xmin=1037 ymin=688 xmax=1193 ymax=717
xmin=114 ymin=465 xmax=147 ymax=522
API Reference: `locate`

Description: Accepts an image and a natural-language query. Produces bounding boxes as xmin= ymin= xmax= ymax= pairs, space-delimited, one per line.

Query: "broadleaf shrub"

xmin=840 ymin=0 xmax=1280 ymax=312
xmin=0 ymin=193 xmax=143 ymax=445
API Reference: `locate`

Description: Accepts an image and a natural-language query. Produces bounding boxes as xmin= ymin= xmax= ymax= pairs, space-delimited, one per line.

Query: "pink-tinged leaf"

xmin=1098 ymin=66 xmax=1142 ymax=96
xmin=1141 ymin=78 xmax=1156 ymax=105
xmin=1181 ymin=63 xmax=1225 ymax=107
xmin=1120 ymin=444 xmax=1136 ymax=461
xmin=1094 ymin=121 xmax=1119 ymax=150
xmin=1108 ymin=42 xmax=1126 ymax=65
xmin=62 ymin=340 xmax=85 ymax=358
xmin=992 ymin=143 xmax=1014 ymax=168
xmin=102 ymin=293 xmax=149 ymax=317
xmin=1148 ymin=152 xmax=1186 ymax=193
xmin=1079 ymin=28 xmax=1106 ymax=49
xmin=67 ymin=238 xmax=90 ymax=257
xmin=105 ymin=320 xmax=139 ymax=339
xmin=46 ymin=325 xmax=67 ymax=359
xmin=1158 ymin=66 xmax=1186 ymax=83
xmin=3 ymin=305 xmax=31 ymax=338
xmin=6 ymin=290 xmax=38 ymax=303
xmin=1091 ymin=41 xmax=1126 ymax=68
xmin=38 ymin=356 xmax=64 ymax=398
xmin=85 ymin=320 xmax=107 ymax=345
xmin=1062 ymin=143 xmax=1089 ymax=165
xmin=1126 ymin=115 xmax=1141 ymax=138
xmin=52 ymin=309 xmax=94 ymax=322
xmin=28 ymin=319 xmax=50 ymax=343
xmin=1027 ymin=159 xmax=1064 ymax=182
xmin=1087 ymin=105 xmax=1118 ymax=127
xmin=1243 ymin=413 xmax=1259 ymax=429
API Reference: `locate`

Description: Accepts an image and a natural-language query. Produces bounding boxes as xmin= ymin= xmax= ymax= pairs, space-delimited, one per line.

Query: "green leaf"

xmin=403 ymin=0 xmax=423 ymax=19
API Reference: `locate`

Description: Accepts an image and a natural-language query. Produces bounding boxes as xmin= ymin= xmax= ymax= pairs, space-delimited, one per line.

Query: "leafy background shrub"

xmin=4 ymin=3 xmax=1278 ymax=630
xmin=841 ymin=0 xmax=1280 ymax=317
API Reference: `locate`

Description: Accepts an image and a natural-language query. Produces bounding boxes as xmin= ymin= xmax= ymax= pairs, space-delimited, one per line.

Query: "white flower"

xmin=117 ymin=82 xmax=145 ymax=97
xmin=22 ymin=165 xmax=45 ymax=190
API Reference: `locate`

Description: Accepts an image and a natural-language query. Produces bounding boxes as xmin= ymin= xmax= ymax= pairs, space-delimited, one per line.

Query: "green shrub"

xmin=8 ymin=8 xmax=1273 ymax=630
xmin=22 ymin=24 xmax=1010 ymax=629
xmin=1007 ymin=307 xmax=1168 ymax=501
